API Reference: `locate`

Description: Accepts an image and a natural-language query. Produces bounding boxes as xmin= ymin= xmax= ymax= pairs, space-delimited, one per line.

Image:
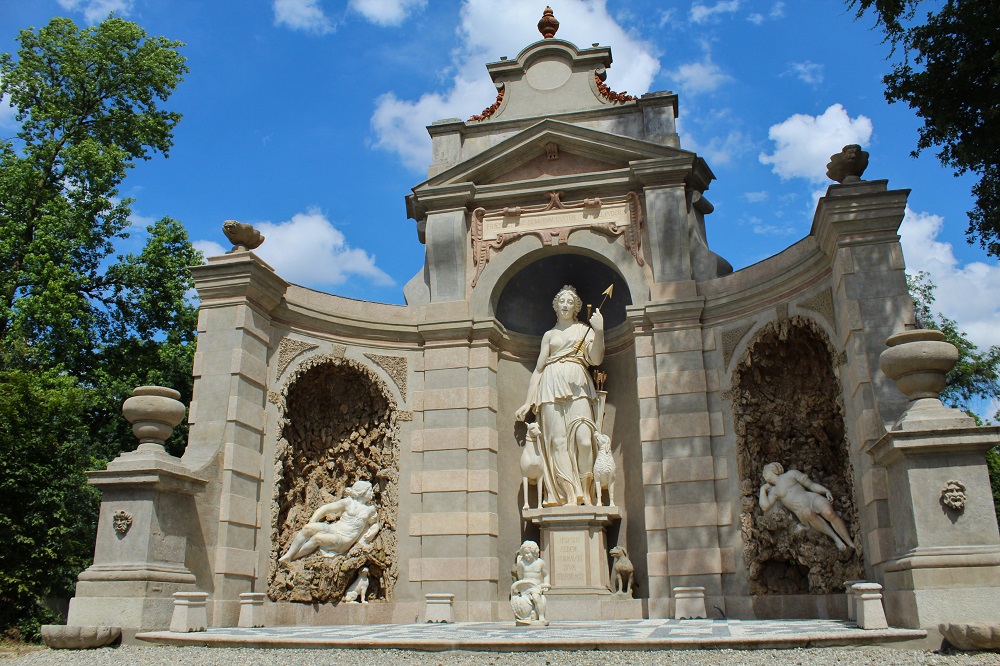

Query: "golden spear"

xmin=575 ymin=284 xmax=614 ymax=355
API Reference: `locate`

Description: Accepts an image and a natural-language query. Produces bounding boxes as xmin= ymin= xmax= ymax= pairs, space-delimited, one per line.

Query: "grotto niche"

xmin=732 ymin=317 xmax=864 ymax=596
xmin=268 ymin=354 xmax=400 ymax=604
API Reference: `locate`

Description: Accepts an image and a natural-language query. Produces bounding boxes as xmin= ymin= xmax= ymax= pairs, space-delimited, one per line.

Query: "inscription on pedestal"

xmin=553 ymin=530 xmax=587 ymax=587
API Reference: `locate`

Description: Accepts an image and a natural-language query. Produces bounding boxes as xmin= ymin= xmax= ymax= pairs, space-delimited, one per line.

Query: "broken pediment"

xmin=474 ymin=35 xmax=634 ymax=123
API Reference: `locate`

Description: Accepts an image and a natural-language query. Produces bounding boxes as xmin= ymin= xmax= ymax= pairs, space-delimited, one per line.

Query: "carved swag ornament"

xmin=471 ymin=191 xmax=644 ymax=287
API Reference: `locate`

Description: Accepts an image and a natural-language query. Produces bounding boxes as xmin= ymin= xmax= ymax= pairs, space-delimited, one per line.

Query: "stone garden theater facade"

xmin=66 ymin=9 xmax=1000 ymax=639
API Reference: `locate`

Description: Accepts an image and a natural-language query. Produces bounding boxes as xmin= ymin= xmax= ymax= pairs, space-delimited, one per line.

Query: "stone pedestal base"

xmin=238 ymin=593 xmax=266 ymax=628
xmin=674 ymin=586 xmax=706 ymax=619
xmin=170 ymin=592 xmax=208 ymax=633
xmin=523 ymin=505 xmax=620 ymax=594
xmin=424 ymin=594 xmax=455 ymax=623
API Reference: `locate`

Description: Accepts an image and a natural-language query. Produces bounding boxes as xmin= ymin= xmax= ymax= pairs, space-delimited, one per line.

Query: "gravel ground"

xmin=4 ymin=645 xmax=1000 ymax=666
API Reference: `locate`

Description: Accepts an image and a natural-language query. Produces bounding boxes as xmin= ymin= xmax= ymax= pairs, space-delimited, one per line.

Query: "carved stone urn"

xmin=879 ymin=329 xmax=957 ymax=401
xmin=122 ymin=386 xmax=186 ymax=452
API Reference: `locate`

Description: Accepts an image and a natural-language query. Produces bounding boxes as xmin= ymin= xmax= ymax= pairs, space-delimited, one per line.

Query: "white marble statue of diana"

xmin=278 ymin=480 xmax=381 ymax=563
xmin=515 ymin=285 xmax=605 ymax=506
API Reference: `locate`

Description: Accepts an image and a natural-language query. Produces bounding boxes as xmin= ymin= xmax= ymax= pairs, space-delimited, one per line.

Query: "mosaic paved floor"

xmin=138 ymin=619 xmax=926 ymax=651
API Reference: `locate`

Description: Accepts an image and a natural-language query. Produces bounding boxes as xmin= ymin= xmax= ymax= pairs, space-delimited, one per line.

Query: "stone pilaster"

xmin=408 ymin=307 xmax=502 ymax=620
xmin=630 ymin=295 xmax=732 ymax=618
xmin=812 ymin=180 xmax=912 ymax=573
xmin=188 ymin=252 xmax=288 ymax=625
xmin=410 ymin=183 xmax=475 ymax=303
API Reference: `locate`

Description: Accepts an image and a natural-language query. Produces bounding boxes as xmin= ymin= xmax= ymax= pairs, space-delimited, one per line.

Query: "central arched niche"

xmin=495 ymin=253 xmax=632 ymax=336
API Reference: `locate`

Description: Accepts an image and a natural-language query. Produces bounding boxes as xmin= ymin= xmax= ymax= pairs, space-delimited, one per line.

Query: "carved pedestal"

xmin=67 ymin=448 xmax=206 ymax=632
xmin=523 ymin=506 xmax=619 ymax=594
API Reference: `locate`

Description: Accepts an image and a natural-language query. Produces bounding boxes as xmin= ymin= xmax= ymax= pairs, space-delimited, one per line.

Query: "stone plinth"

xmin=673 ymin=586 xmax=707 ymax=619
xmin=238 ymin=593 xmax=266 ymax=628
xmin=853 ymin=583 xmax=888 ymax=630
xmin=67 ymin=445 xmax=206 ymax=632
xmin=523 ymin=505 xmax=619 ymax=594
xmin=424 ymin=593 xmax=456 ymax=623
xmin=170 ymin=592 xmax=208 ymax=633
xmin=844 ymin=580 xmax=866 ymax=622
xmin=866 ymin=330 xmax=1000 ymax=630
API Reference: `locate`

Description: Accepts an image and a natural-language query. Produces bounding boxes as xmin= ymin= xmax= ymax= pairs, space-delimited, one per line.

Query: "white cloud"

xmin=193 ymin=240 xmax=228 ymax=259
xmin=683 ymin=129 xmax=752 ymax=165
xmin=747 ymin=13 xmax=764 ymax=25
xmin=218 ymin=208 xmax=394 ymax=288
xmin=668 ymin=55 xmax=731 ymax=97
xmin=0 ymin=73 xmax=18 ymax=130
xmin=371 ymin=0 xmax=661 ymax=172
xmin=57 ymin=0 xmax=133 ymax=23
xmin=743 ymin=191 xmax=769 ymax=203
xmin=899 ymin=207 xmax=1000 ymax=349
xmin=748 ymin=2 xmax=783 ymax=24
xmin=759 ymin=104 xmax=872 ymax=182
xmin=753 ymin=222 xmax=796 ymax=236
xmin=689 ymin=0 xmax=740 ymax=23
xmin=787 ymin=61 xmax=824 ymax=85
xmin=349 ymin=0 xmax=427 ymax=26
xmin=273 ymin=0 xmax=336 ymax=34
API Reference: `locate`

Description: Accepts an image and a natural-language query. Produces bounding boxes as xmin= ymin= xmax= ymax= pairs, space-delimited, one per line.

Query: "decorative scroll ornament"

xmin=941 ymin=479 xmax=967 ymax=511
xmin=595 ymin=72 xmax=636 ymax=103
xmin=113 ymin=510 xmax=133 ymax=535
xmin=470 ymin=191 xmax=644 ymax=287
xmin=469 ymin=84 xmax=505 ymax=122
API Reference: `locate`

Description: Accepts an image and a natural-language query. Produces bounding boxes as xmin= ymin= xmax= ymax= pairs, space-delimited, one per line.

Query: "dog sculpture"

xmin=343 ymin=566 xmax=370 ymax=604
xmin=609 ymin=546 xmax=634 ymax=595
xmin=520 ymin=421 xmax=545 ymax=509
xmin=593 ymin=433 xmax=616 ymax=507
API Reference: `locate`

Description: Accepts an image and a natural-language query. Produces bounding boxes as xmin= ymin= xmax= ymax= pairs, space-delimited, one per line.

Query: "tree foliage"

xmin=908 ymin=272 xmax=1000 ymax=526
xmin=850 ymin=0 xmax=1000 ymax=256
xmin=0 ymin=17 xmax=196 ymax=639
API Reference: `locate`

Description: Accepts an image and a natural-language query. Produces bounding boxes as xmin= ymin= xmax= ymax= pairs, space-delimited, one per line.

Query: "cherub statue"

xmin=759 ymin=462 xmax=854 ymax=551
xmin=510 ymin=540 xmax=550 ymax=626
xmin=279 ymin=480 xmax=381 ymax=563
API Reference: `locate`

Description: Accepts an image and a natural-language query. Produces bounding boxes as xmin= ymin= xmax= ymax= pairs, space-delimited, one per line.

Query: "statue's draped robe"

xmin=528 ymin=322 xmax=598 ymax=505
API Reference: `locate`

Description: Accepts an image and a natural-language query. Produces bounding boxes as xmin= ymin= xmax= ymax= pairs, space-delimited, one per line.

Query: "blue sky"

xmin=2 ymin=0 xmax=998 ymax=354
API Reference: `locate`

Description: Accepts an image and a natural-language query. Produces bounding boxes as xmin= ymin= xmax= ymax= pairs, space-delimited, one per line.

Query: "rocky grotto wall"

xmin=733 ymin=317 xmax=864 ymax=596
xmin=268 ymin=355 xmax=400 ymax=603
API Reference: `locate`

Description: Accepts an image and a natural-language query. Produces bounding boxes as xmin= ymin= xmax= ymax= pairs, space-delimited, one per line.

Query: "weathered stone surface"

xmin=733 ymin=317 xmax=864 ymax=595
xmin=940 ymin=622 xmax=1000 ymax=650
xmin=41 ymin=625 xmax=121 ymax=649
xmin=269 ymin=355 xmax=400 ymax=604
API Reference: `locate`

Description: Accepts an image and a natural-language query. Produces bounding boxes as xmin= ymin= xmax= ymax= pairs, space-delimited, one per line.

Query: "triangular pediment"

xmin=419 ymin=119 xmax=696 ymax=189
